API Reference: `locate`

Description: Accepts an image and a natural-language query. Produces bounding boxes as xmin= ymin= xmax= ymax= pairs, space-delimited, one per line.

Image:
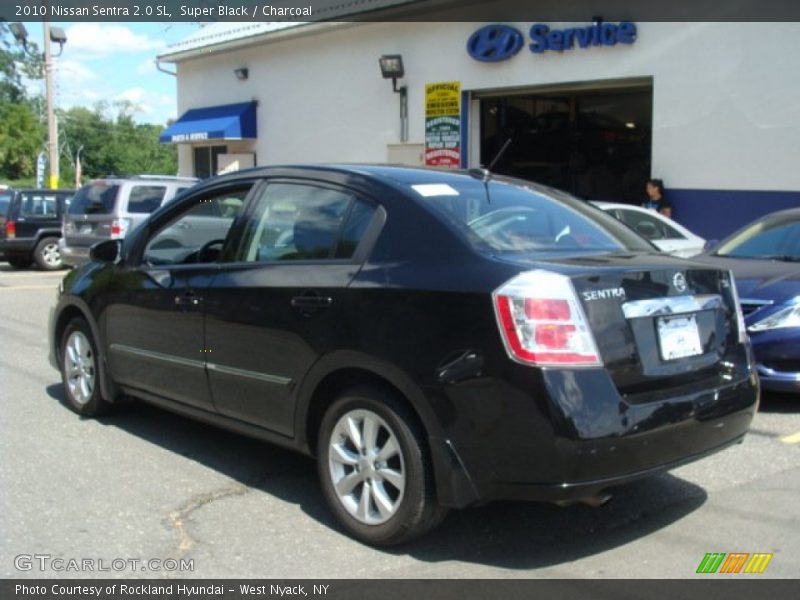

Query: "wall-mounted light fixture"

xmin=379 ymin=54 xmax=408 ymax=142
xmin=234 ymin=67 xmax=249 ymax=81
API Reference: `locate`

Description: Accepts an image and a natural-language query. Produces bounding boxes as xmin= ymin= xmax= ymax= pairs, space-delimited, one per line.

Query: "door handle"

xmin=290 ymin=294 xmax=333 ymax=309
xmin=174 ymin=291 xmax=202 ymax=306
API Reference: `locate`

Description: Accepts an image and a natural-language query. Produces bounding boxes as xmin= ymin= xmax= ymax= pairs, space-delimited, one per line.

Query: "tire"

xmin=59 ymin=318 xmax=110 ymax=416
xmin=34 ymin=236 xmax=63 ymax=270
xmin=6 ymin=255 xmax=32 ymax=269
xmin=317 ymin=385 xmax=448 ymax=546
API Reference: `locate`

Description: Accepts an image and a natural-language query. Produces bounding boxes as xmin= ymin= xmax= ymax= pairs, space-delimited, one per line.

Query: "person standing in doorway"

xmin=643 ymin=178 xmax=672 ymax=218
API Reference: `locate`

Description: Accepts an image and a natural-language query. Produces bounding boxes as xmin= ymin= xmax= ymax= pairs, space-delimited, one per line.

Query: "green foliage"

xmin=59 ymin=101 xmax=177 ymax=183
xmin=0 ymin=103 xmax=45 ymax=179
xmin=0 ymin=22 xmax=42 ymax=103
xmin=0 ymin=25 xmax=176 ymax=186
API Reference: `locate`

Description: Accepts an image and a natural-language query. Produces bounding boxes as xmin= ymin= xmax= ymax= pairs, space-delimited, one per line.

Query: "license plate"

xmin=657 ymin=314 xmax=703 ymax=361
xmin=79 ymin=224 xmax=93 ymax=235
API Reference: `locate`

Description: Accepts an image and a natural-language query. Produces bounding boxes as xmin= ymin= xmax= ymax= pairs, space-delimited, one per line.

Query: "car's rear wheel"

xmin=34 ymin=236 xmax=63 ymax=270
xmin=6 ymin=255 xmax=32 ymax=269
xmin=317 ymin=386 xmax=447 ymax=546
xmin=60 ymin=318 xmax=109 ymax=416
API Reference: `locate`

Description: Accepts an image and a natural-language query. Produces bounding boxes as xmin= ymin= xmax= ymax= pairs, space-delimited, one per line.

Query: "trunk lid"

xmin=63 ymin=214 xmax=117 ymax=248
xmin=499 ymin=252 xmax=746 ymax=398
xmin=63 ymin=182 xmax=120 ymax=248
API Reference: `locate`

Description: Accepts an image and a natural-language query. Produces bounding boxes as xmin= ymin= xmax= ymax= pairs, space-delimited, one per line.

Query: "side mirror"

xmin=703 ymin=239 xmax=719 ymax=252
xmin=89 ymin=239 xmax=121 ymax=264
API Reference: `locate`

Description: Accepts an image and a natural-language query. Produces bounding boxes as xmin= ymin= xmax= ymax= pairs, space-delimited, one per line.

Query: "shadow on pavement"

xmin=46 ymin=383 xmax=708 ymax=568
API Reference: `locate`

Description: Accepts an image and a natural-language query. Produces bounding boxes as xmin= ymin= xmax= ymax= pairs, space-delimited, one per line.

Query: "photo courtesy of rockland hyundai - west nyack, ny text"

xmin=0 ymin=1 xmax=798 ymax=599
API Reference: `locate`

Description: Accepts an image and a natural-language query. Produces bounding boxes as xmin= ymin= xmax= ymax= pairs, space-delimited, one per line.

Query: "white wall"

xmin=173 ymin=21 xmax=800 ymax=192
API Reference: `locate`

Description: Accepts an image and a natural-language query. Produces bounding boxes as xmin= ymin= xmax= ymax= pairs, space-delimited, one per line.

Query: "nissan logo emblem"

xmin=466 ymin=24 xmax=525 ymax=62
xmin=673 ymin=272 xmax=687 ymax=293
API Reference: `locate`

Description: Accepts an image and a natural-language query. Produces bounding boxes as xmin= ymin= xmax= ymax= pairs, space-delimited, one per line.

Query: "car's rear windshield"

xmin=68 ymin=183 xmax=120 ymax=216
xmin=0 ymin=193 xmax=10 ymax=217
xmin=406 ymin=177 xmax=653 ymax=256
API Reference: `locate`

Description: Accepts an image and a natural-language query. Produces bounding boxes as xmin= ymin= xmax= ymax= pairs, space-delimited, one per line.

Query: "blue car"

xmin=694 ymin=208 xmax=800 ymax=393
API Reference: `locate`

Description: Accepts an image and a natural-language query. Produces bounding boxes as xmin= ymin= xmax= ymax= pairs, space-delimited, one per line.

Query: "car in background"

xmin=0 ymin=188 xmax=75 ymax=270
xmin=593 ymin=201 xmax=706 ymax=258
xmin=693 ymin=208 xmax=800 ymax=393
xmin=50 ymin=165 xmax=757 ymax=545
xmin=60 ymin=175 xmax=197 ymax=267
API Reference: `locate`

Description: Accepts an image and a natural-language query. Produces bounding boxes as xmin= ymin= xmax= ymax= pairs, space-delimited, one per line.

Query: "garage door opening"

xmin=479 ymin=82 xmax=652 ymax=203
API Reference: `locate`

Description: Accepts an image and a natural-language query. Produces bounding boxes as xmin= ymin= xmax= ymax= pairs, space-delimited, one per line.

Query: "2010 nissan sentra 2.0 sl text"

xmin=48 ymin=165 xmax=759 ymax=546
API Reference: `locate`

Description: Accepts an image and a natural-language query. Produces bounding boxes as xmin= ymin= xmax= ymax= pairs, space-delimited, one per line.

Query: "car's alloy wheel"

xmin=317 ymin=386 xmax=447 ymax=546
xmin=60 ymin=318 xmax=110 ymax=416
xmin=328 ymin=409 xmax=406 ymax=525
xmin=35 ymin=236 xmax=63 ymax=270
xmin=64 ymin=330 xmax=95 ymax=406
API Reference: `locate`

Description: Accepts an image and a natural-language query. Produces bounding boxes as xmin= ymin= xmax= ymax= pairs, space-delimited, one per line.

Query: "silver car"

xmin=61 ymin=175 xmax=198 ymax=267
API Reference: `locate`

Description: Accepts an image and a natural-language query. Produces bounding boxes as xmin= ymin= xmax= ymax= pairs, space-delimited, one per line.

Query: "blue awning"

xmin=159 ymin=102 xmax=257 ymax=144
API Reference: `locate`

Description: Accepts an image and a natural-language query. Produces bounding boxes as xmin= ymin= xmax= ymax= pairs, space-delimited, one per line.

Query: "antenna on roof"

xmin=468 ymin=137 xmax=513 ymax=183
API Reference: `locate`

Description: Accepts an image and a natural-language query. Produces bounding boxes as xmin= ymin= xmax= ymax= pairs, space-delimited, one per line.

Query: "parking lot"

xmin=0 ymin=265 xmax=798 ymax=579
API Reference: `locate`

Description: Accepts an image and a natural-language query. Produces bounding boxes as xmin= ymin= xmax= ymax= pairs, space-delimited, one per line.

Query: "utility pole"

xmin=43 ymin=19 xmax=59 ymax=189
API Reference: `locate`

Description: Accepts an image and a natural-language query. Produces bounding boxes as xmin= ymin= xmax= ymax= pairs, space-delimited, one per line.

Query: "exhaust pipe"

xmin=554 ymin=492 xmax=612 ymax=508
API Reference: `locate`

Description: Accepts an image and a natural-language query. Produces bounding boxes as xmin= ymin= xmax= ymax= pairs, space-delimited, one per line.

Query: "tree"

xmin=0 ymin=23 xmax=45 ymax=181
xmin=58 ymin=102 xmax=177 ymax=183
xmin=0 ymin=103 xmax=45 ymax=179
xmin=0 ymin=22 xmax=43 ymax=103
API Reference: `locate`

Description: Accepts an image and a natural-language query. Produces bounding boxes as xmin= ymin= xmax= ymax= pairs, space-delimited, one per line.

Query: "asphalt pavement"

xmin=1 ymin=264 xmax=798 ymax=579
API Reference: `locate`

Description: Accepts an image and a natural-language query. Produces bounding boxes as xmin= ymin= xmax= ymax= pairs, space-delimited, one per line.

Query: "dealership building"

xmin=157 ymin=15 xmax=800 ymax=238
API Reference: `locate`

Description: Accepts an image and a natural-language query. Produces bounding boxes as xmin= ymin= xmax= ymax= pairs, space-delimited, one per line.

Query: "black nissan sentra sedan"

xmin=49 ymin=165 xmax=758 ymax=546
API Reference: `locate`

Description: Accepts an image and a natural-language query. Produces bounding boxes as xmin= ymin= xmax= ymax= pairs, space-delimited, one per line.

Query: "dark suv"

xmin=49 ymin=165 xmax=758 ymax=546
xmin=0 ymin=188 xmax=75 ymax=269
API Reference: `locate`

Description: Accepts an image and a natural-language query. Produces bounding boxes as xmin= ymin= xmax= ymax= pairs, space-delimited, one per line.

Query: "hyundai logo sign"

xmin=466 ymin=24 xmax=524 ymax=62
xmin=467 ymin=20 xmax=637 ymax=62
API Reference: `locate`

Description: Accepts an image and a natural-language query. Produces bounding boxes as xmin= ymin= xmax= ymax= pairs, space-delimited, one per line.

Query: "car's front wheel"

xmin=60 ymin=318 xmax=110 ymax=416
xmin=34 ymin=236 xmax=63 ymax=270
xmin=317 ymin=386 xmax=447 ymax=546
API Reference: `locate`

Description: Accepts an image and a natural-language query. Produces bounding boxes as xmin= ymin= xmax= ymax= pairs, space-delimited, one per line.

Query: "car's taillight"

xmin=493 ymin=270 xmax=602 ymax=367
xmin=5 ymin=220 xmax=15 ymax=239
xmin=110 ymin=218 xmax=130 ymax=239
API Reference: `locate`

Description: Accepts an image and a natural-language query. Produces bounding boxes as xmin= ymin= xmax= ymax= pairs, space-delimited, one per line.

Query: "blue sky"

xmin=20 ymin=22 xmax=201 ymax=126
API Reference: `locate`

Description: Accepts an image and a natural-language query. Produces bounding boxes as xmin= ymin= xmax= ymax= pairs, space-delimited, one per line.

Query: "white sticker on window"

xmin=411 ymin=184 xmax=460 ymax=197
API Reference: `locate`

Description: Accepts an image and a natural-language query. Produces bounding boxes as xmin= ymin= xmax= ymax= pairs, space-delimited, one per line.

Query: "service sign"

xmin=424 ymin=82 xmax=461 ymax=168
xmin=467 ymin=19 xmax=637 ymax=62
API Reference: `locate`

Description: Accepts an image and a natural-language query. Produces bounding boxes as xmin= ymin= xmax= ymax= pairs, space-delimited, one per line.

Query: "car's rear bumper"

xmin=431 ymin=362 xmax=759 ymax=507
xmin=59 ymin=240 xmax=90 ymax=267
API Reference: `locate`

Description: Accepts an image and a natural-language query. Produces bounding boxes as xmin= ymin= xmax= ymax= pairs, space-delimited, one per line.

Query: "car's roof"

xmin=17 ymin=188 xmax=75 ymax=194
xmin=86 ymin=176 xmax=198 ymax=184
xmin=592 ymin=201 xmax=643 ymax=210
xmin=752 ymin=207 xmax=800 ymax=222
xmin=209 ymin=164 xmax=568 ymax=198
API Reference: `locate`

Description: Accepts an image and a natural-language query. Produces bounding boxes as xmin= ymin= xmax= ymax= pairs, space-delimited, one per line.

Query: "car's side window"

xmin=143 ymin=187 xmax=250 ymax=266
xmin=619 ymin=209 xmax=684 ymax=241
xmin=127 ymin=185 xmax=167 ymax=214
xmin=20 ymin=193 xmax=58 ymax=218
xmin=240 ymin=182 xmax=376 ymax=263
